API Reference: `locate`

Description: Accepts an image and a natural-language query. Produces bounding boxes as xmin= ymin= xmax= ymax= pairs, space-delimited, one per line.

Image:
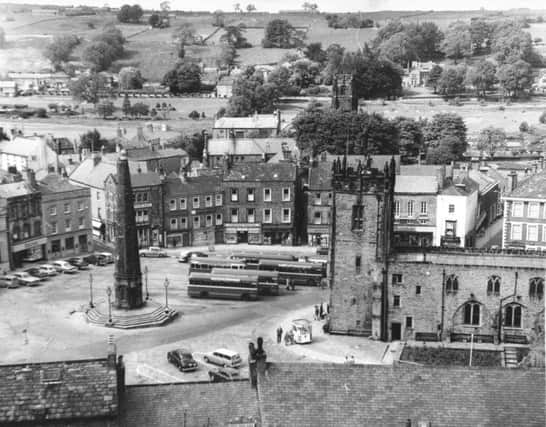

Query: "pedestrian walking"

xmin=314 ymin=305 xmax=319 ymax=320
xmin=319 ymin=302 xmax=324 ymax=320
xmin=277 ymin=326 xmax=283 ymax=344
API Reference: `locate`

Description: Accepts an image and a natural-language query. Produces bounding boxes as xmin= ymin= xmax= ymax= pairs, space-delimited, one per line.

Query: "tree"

xmin=169 ymin=132 xmax=204 ymax=161
xmin=44 ymin=35 xmax=80 ymax=68
xmin=212 ymin=10 xmax=225 ymax=27
xmin=423 ymin=113 xmax=467 ymax=162
xmin=117 ymin=4 xmax=143 ymax=23
xmin=69 ymin=73 xmax=106 ymax=105
xmin=470 ymin=19 xmax=492 ymax=54
xmin=162 ymin=63 xmax=201 ymax=94
xmin=93 ymin=26 xmax=125 ymax=57
xmin=289 ymin=59 xmax=321 ymax=89
xmin=130 ymin=102 xmax=149 ymax=118
xmin=426 ymin=64 xmax=443 ymax=93
xmin=393 ymin=117 xmax=424 ymax=158
xmin=188 ymin=110 xmax=200 ymax=119
xmin=220 ymin=25 xmax=251 ymax=48
xmin=82 ymin=41 xmax=117 ymax=71
xmin=148 ymin=13 xmax=161 ymax=28
xmin=496 ymin=59 xmax=533 ymax=99
xmin=227 ymin=67 xmax=280 ymax=116
xmin=304 ymin=42 xmax=326 ymax=63
xmin=292 ymin=109 xmax=399 ymax=157
xmin=476 ymin=126 xmax=506 ymax=158
xmin=437 ymin=66 xmax=466 ymax=97
xmin=379 ymin=32 xmax=417 ymax=68
xmin=322 ymin=43 xmax=345 ymax=84
xmin=268 ymin=66 xmax=293 ymax=95
xmin=220 ymin=43 xmax=238 ymax=69
xmin=96 ymin=100 xmax=114 ymax=118
xmin=491 ymin=20 xmax=537 ymax=64
xmin=119 ymin=67 xmax=144 ymax=90
xmin=341 ymin=48 xmax=403 ymax=100
xmin=122 ymin=94 xmax=131 ymax=116
xmin=262 ymin=19 xmax=304 ymax=48
xmin=442 ymin=21 xmax=472 ymax=62
xmin=246 ymin=4 xmax=256 ymax=13
xmin=80 ymin=129 xmax=115 ymax=152
xmin=160 ymin=1 xmax=170 ymax=11
xmin=426 ymin=136 xmax=464 ymax=164
xmin=466 ymin=60 xmax=497 ymax=98
xmin=234 ymin=3 xmax=242 ymax=13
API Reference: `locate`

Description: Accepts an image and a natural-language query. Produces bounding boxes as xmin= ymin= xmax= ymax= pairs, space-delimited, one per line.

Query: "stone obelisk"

xmin=114 ymin=150 xmax=143 ymax=309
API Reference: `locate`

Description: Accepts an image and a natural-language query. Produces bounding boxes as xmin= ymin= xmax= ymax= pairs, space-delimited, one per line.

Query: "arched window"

xmin=446 ymin=275 xmax=459 ymax=294
xmin=463 ymin=302 xmax=480 ymax=325
xmin=487 ymin=276 xmax=501 ymax=296
xmin=529 ymin=277 xmax=544 ymax=300
xmin=504 ymin=304 xmax=522 ymax=328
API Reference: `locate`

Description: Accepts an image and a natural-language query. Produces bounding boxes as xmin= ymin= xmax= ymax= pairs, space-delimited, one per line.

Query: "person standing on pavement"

xmin=314 ymin=305 xmax=319 ymax=320
xmin=277 ymin=326 xmax=283 ymax=344
xmin=319 ymin=302 xmax=324 ymax=320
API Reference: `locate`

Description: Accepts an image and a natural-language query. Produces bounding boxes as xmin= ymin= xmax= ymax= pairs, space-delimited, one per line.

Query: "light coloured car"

xmin=203 ymin=349 xmax=242 ymax=368
xmin=98 ymin=252 xmax=114 ymax=264
xmin=0 ymin=275 xmax=19 ymax=288
xmin=13 ymin=272 xmax=42 ymax=286
xmin=38 ymin=264 xmax=58 ymax=276
xmin=52 ymin=260 xmax=78 ymax=274
xmin=139 ymin=246 xmax=168 ymax=258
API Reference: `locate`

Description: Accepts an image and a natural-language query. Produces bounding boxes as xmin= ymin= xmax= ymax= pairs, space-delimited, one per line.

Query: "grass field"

xmin=2 ymin=9 xmax=546 ymax=80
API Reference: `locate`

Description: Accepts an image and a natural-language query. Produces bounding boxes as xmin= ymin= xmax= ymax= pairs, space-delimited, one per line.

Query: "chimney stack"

xmin=509 ymin=171 xmax=518 ymax=191
xmin=24 ymin=168 xmax=36 ymax=188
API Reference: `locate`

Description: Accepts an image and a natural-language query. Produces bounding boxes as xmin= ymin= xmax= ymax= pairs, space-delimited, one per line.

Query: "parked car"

xmin=38 ymin=264 xmax=58 ymax=276
xmin=203 ymin=349 xmax=242 ymax=368
xmin=66 ymin=257 xmax=89 ymax=270
xmin=139 ymin=246 xmax=168 ymax=258
xmin=208 ymin=367 xmax=240 ymax=382
xmin=13 ymin=272 xmax=42 ymax=286
xmin=0 ymin=275 xmax=19 ymax=288
xmin=52 ymin=260 xmax=78 ymax=274
xmin=178 ymin=251 xmax=207 ymax=263
xmin=167 ymin=349 xmax=198 ymax=372
xmin=98 ymin=252 xmax=114 ymax=264
xmin=83 ymin=253 xmax=106 ymax=266
xmin=24 ymin=267 xmax=48 ymax=280
xmin=316 ymin=246 xmax=329 ymax=255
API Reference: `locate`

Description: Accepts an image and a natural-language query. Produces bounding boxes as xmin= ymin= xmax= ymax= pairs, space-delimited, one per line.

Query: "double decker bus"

xmin=189 ymin=257 xmax=246 ymax=273
xmin=211 ymin=268 xmax=280 ymax=296
xmin=249 ymin=260 xmax=324 ymax=286
xmin=187 ymin=272 xmax=258 ymax=300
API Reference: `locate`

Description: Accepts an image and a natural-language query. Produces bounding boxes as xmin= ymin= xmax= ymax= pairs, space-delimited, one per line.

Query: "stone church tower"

xmin=328 ymin=156 xmax=396 ymax=341
xmin=331 ymin=74 xmax=357 ymax=112
xmin=113 ymin=150 xmax=143 ymax=309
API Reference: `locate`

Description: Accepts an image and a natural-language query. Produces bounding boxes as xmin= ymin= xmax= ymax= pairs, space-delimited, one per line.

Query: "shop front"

xmin=224 ymin=224 xmax=262 ymax=244
xmin=11 ymin=237 xmax=47 ymax=269
xmin=262 ymin=226 xmax=293 ymax=245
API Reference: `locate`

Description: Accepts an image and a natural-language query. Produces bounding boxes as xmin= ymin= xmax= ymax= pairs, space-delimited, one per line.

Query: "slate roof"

xmin=69 ymin=158 xmax=117 ymax=189
xmin=440 ymin=176 xmax=480 ymax=196
xmin=308 ymin=163 xmax=332 ymax=191
xmin=37 ymin=173 xmax=87 ymax=193
xmin=214 ymin=114 xmax=279 ymax=130
xmin=0 ymin=137 xmax=51 ymax=157
xmin=47 ymin=137 xmax=76 ymax=154
xmin=0 ymin=180 xmax=36 ymax=198
xmin=165 ymin=174 xmax=222 ymax=196
xmin=0 ymin=358 xmax=118 ymax=424
xmin=223 ymin=163 xmax=296 ymax=182
xmin=257 ymin=363 xmax=545 ymax=427
xmin=207 ymin=138 xmax=296 ymax=157
xmin=123 ymin=380 xmax=259 ymax=427
xmin=395 ymin=175 xmax=439 ymax=194
xmin=506 ymin=169 xmax=546 ymax=199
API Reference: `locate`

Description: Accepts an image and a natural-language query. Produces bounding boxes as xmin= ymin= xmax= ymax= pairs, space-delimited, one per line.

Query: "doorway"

xmin=237 ymin=231 xmax=248 ymax=243
xmin=391 ymin=322 xmax=402 ymax=341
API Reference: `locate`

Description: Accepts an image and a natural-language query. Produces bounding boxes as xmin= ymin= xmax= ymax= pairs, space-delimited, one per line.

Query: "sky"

xmin=4 ymin=0 xmax=546 ymax=13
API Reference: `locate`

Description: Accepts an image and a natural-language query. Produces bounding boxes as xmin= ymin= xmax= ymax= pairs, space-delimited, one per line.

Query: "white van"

xmin=203 ymin=349 xmax=242 ymax=368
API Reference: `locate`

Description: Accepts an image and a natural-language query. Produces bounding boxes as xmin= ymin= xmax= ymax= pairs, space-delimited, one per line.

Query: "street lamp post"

xmin=106 ymin=286 xmax=113 ymax=325
xmin=144 ymin=265 xmax=149 ymax=300
xmin=164 ymin=278 xmax=170 ymax=312
xmin=89 ymin=272 xmax=94 ymax=308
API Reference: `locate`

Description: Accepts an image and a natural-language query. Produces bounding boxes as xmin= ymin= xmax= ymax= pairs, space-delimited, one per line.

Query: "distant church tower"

xmin=113 ymin=150 xmax=143 ymax=309
xmin=328 ymin=156 xmax=396 ymax=341
xmin=331 ymin=74 xmax=357 ymax=111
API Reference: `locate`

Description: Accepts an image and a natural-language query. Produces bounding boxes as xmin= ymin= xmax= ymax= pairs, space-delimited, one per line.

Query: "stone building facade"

xmin=329 ymin=156 xmax=545 ymax=343
xmin=38 ymin=174 xmax=92 ymax=259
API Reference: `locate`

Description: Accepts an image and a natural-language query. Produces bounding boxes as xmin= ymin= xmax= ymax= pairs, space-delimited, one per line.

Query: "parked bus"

xmin=189 ymin=257 xmax=246 ymax=273
xmin=229 ymin=252 xmax=296 ymax=264
xmin=249 ymin=260 xmax=324 ymax=286
xmin=211 ymin=268 xmax=280 ymax=296
xmin=188 ymin=272 xmax=258 ymax=300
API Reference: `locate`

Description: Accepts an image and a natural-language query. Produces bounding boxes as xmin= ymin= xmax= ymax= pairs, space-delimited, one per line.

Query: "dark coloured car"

xmin=66 ymin=257 xmax=89 ymax=270
xmin=0 ymin=275 xmax=19 ymax=289
xmin=25 ymin=267 xmax=48 ymax=280
xmin=208 ymin=367 xmax=239 ymax=383
xmin=178 ymin=251 xmax=208 ymax=263
xmin=83 ymin=254 xmax=107 ymax=266
xmin=316 ymin=246 xmax=329 ymax=255
xmin=167 ymin=349 xmax=198 ymax=372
